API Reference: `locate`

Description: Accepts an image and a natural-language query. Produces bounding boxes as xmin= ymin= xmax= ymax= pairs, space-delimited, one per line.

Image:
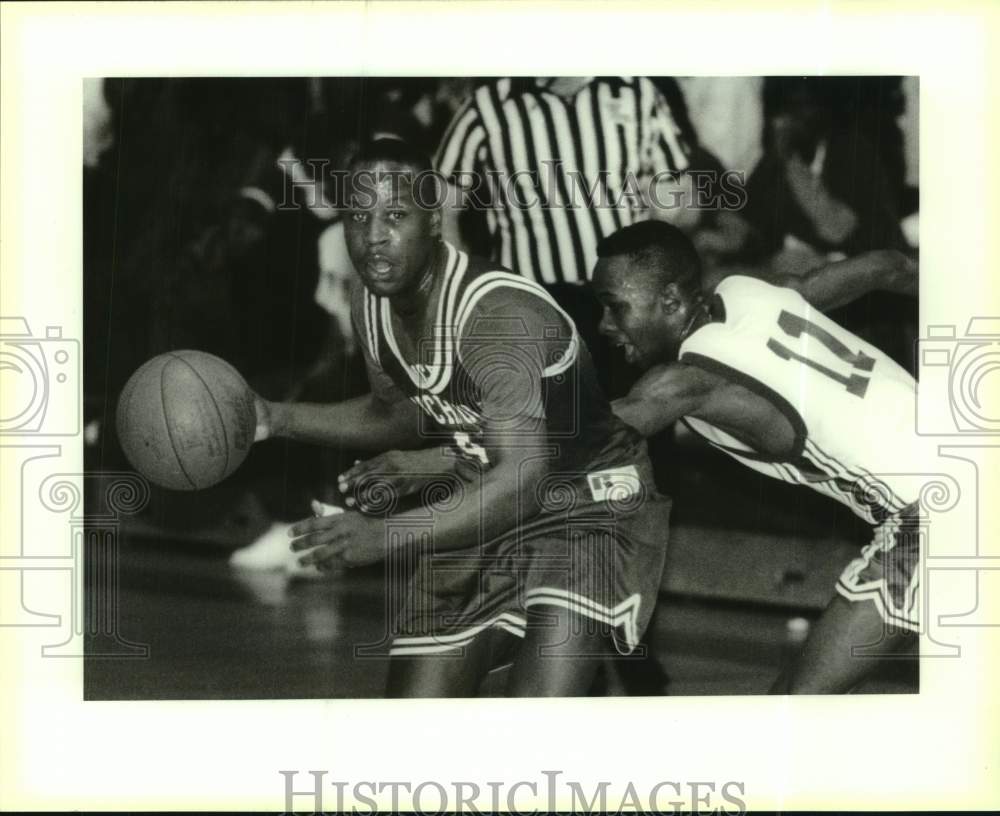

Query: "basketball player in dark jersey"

xmin=253 ymin=139 xmax=671 ymax=697
xmin=590 ymin=219 xmax=921 ymax=694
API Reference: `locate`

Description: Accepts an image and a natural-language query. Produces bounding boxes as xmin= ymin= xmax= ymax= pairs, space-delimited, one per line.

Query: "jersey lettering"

xmin=437 ymin=399 xmax=461 ymax=425
xmin=411 ymin=394 xmax=483 ymax=428
xmin=411 ymin=394 xmax=447 ymax=425
xmin=453 ymin=431 xmax=489 ymax=464
xmin=767 ymin=309 xmax=876 ymax=398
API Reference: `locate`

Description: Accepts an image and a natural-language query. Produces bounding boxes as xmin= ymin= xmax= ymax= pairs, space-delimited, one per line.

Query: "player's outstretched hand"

xmin=289 ymin=510 xmax=386 ymax=570
xmin=338 ymin=447 xmax=457 ymax=511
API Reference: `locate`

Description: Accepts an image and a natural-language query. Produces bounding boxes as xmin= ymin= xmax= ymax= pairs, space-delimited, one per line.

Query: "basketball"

xmin=116 ymin=350 xmax=257 ymax=491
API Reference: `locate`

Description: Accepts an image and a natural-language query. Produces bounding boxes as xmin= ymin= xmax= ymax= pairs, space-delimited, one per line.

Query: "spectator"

xmin=743 ymin=77 xmax=906 ymax=262
xmin=647 ymin=78 xmax=755 ymax=287
xmin=741 ymin=77 xmax=916 ymax=371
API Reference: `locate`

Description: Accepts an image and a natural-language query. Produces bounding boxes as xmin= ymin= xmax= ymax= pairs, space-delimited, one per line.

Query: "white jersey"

xmin=679 ymin=275 xmax=918 ymax=524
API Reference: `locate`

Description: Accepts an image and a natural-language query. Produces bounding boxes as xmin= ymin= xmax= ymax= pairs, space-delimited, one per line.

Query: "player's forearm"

xmin=791 ymin=249 xmax=917 ymax=311
xmin=611 ymin=364 xmax=701 ymax=437
xmin=385 ymin=456 xmax=547 ymax=552
xmin=612 ymin=395 xmax=678 ymax=437
xmin=267 ymin=394 xmax=418 ymax=450
xmin=876 ymin=249 xmax=918 ymax=298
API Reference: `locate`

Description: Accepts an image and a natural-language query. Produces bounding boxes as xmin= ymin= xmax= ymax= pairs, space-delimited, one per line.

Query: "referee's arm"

xmin=434 ymin=95 xmax=486 ymax=252
xmin=441 ymin=183 xmax=470 ymax=252
xmin=641 ymin=78 xmax=699 ymax=231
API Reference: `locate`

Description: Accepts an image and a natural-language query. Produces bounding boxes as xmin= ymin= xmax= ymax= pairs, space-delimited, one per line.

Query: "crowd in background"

xmin=83 ymin=76 xmax=919 ymax=529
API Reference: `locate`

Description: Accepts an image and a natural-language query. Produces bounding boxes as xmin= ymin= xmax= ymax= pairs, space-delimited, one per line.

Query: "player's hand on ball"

xmin=338 ymin=447 xmax=456 ymax=510
xmin=289 ymin=511 xmax=386 ymax=570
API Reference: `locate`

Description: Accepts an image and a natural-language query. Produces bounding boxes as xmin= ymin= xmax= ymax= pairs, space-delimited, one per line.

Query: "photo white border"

xmin=2 ymin=0 xmax=998 ymax=810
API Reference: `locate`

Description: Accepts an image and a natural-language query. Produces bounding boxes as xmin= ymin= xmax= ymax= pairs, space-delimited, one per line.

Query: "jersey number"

xmin=767 ymin=310 xmax=875 ymax=398
xmin=453 ymin=432 xmax=490 ymax=464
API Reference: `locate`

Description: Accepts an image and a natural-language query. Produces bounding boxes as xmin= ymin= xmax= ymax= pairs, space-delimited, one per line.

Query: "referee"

xmin=435 ymin=76 xmax=692 ymax=287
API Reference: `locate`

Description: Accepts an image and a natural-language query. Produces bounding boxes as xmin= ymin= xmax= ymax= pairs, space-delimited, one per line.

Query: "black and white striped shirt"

xmin=435 ymin=77 xmax=690 ymax=285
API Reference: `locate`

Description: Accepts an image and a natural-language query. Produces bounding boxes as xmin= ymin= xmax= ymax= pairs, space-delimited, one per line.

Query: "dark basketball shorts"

xmin=835 ymin=501 xmax=922 ymax=632
xmin=387 ymin=456 xmax=671 ymax=657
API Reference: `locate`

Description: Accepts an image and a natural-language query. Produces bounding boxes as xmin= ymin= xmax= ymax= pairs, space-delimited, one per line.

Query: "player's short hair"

xmin=349 ymin=137 xmax=441 ymax=208
xmin=596 ymin=220 xmax=702 ymax=296
xmin=350 ymin=137 xmax=433 ymax=174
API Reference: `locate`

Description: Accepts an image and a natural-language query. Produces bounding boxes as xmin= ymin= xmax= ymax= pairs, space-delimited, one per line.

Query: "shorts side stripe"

xmin=389 ymin=612 xmax=528 ymax=656
xmin=524 ymin=587 xmax=643 ymax=653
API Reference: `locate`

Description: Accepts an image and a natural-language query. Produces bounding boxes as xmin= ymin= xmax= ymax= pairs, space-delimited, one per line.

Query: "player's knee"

xmin=524 ymin=606 xmax=614 ymax=655
xmin=386 ymin=655 xmax=465 ymax=698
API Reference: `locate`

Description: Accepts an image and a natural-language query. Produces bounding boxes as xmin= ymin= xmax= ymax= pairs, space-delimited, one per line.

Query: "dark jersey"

xmin=351 ymin=241 xmax=641 ymax=479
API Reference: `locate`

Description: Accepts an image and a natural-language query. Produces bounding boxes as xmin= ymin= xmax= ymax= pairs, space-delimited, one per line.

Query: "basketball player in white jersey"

xmin=591 ymin=219 xmax=920 ymax=694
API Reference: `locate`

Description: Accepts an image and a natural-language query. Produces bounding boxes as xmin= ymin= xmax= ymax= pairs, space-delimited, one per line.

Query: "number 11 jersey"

xmin=679 ymin=275 xmax=918 ymax=524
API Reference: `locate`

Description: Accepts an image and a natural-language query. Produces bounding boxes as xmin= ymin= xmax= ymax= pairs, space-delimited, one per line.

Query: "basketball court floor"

xmin=84 ymin=435 xmax=917 ymax=700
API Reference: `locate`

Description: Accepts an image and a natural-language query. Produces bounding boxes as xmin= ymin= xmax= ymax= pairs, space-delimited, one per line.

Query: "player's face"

xmin=593 ymin=255 xmax=687 ymax=368
xmin=344 ymin=160 xmax=441 ymax=299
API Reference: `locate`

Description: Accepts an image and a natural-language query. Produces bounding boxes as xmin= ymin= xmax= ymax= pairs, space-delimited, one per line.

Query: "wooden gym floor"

xmin=83 ymin=532 xmax=917 ymax=700
xmin=84 ymin=433 xmax=917 ymax=699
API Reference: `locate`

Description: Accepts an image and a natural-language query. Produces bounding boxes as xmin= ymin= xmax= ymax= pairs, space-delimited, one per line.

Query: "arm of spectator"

xmin=773 ymin=249 xmax=917 ymax=311
xmin=692 ymin=211 xmax=753 ymax=259
xmin=843 ymin=133 xmax=906 ymax=251
xmin=783 ymin=154 xmax=858 ymax=246
xmin=647 ymin=171 xmax=701 ymax=233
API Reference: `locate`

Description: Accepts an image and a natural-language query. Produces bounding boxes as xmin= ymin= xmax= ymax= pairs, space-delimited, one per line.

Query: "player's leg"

xmin=772 ymin=505 xmax=920 ymax=694
xmin=505 ymin=488 xmax=670 ymax=696
xmin=386 ymin=632 xmax=496 ymax=698
xmin=770 ymin=594 xmax=915 ymax=694
xmin=504 ymin=606 xmax=614 ymax=697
